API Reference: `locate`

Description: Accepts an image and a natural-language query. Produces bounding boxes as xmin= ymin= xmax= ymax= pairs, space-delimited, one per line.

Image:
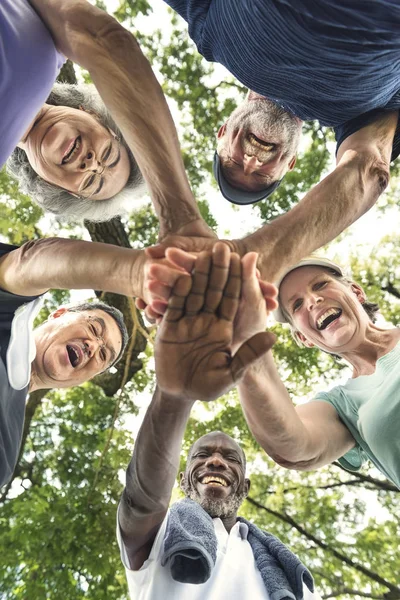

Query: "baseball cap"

xmin=213 ymin=151 xmax=282 ymax=205
xmin=273 ymin=257 xmax=344 ymax=323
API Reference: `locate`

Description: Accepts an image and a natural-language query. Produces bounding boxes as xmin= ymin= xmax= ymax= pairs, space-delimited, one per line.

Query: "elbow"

xmin=269 ymin=451 xmax=320 ymax=471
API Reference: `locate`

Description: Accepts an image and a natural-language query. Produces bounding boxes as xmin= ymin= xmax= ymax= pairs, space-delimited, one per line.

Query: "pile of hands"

xmin=139 ymin=239 xmax=279 ymax=402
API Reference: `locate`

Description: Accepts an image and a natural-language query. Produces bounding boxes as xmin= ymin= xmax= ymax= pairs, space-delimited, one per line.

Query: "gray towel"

xmin=161 ymin=498 xmax=217 ymax=584
xmin=237 ymin=517 xmax=314 ymax=600
xmin=161 ymin=498 xmax=314 ymax=599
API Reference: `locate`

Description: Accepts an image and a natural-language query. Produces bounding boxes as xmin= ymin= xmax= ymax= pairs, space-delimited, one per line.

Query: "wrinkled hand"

xmin=154 ymin=243 xmax=275 ymax=401
xmin=144 ymin=247 xmax=278 ymax=347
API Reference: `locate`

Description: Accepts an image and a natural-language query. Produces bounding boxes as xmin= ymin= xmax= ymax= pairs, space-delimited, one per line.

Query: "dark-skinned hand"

xmin=154 ymin=242 xmax=276 ymax=402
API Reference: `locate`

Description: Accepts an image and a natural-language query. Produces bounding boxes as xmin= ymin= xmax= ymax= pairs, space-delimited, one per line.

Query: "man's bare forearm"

xmin=119 ymin=387 xmax=194 ymax=557
xmin=30 ymin=0 xmax=202 ymax=237
xmin=241 ymin=149 xmax=389 ymax=282
xmin=0 ymin=237 xmax=144 ymax=297
xmin=239 ymin=112 xmax=397 ymax=283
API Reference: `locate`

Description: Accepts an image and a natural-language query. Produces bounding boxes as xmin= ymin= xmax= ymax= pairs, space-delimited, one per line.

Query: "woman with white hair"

xmin=2 ymin=0 xmax=205 ymax=233
xmin=7 ymin=83 xmax=146 ymax=222
xmin=236 ymin=257 xmax=400 ymax=488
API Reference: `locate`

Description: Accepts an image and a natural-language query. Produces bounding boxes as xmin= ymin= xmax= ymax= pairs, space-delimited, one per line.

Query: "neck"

xmin=220 ymin=513 xmax=238 ymax=533
xmin=340 ymin=326 xmax=400 ymax=377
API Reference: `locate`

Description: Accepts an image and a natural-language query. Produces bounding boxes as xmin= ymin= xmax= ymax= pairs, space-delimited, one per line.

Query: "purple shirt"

xmin=0 ymin=0 xmax=65 ymax=167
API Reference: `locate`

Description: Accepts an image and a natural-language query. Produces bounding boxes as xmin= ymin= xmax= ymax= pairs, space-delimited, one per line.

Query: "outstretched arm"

xmin=238 ymin=353 xmax=355 ymax=470
xmin=0 ymin=237 xmax=150 ymax=299
xmin=145 ymin=110 xmax=397 ymax=284
xmin=29 ymin=0 xmax=212 ymax=240
xmin=119 ymin=243 xmax=275 ymax=569
xmin=241 ymin=110 xmax=397 ymax=283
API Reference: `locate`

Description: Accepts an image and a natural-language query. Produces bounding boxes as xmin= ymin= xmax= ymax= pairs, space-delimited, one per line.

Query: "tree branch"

xmin=246 ymin=495 xmax=400 ymax=595
xmin=332 ymin=463 xmax=399 ymax=492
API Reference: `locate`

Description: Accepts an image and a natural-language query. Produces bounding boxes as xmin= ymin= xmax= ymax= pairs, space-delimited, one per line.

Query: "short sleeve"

xmin=335 ymin=109 xmax=400 ymax=162
xmin=313 ymin=391 xmax=368 ymax=473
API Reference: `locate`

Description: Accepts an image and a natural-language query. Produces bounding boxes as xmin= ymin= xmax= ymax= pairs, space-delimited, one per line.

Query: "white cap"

xmin=273 ymin=257 xmax=344 ymax=323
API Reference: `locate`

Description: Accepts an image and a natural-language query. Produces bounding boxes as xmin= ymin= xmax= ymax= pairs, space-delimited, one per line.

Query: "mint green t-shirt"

xmin=313 ymin=342 xmax=400 ymax=488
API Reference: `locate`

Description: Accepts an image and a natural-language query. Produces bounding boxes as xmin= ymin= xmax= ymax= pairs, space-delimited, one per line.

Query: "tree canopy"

xmin=0 ymin=1 xmax=399 ymax=599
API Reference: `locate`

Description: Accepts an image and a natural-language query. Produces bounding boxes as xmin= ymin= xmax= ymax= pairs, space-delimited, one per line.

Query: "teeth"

xmin=248 ymin=133 xmax=274 ymax=150
xmin=317 ymin=308 xmax=341 ymax=330
xmin=63 ymin=137 xmax=81 ymax=164
xmin=200 ymin=476 xmax=228 ymax=487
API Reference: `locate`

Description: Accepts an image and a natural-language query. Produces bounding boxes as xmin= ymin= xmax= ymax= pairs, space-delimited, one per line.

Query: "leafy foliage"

xmin=0 ymin=1 xmax=399 ymax=599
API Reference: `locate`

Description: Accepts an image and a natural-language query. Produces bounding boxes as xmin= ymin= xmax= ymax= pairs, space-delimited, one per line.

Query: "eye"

xmin=195 ymin=452 xmax=208 ymax=459
xmin=227 ymin=455 xmax=239 ymax=462
xmin=314 ymin=281 xmax=327 ymax=290
xmin=90 ymin=323 xmax=99 ymax=337
xmin=293 ymin=299 xmax=302 ymax=312
xmin=82 ymin=173 xmax=96 ymax=190
xmin=100 ymin=348 xmax=107 ymax=362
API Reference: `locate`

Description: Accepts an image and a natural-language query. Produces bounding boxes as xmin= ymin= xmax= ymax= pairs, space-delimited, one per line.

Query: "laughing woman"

xmin=2 ymin=0 xmax=205 ymax=234
xmin=236 ymin=257 xmax=400 ymax=488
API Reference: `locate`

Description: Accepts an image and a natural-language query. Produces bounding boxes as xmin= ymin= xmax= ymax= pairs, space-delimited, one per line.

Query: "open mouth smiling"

xmin=316 ymin=308 xmax=342 ymax=331
xmin=199 ymin=475 xmax=230 ymax=487
xmin=61 ymin=136 xmax=81 ymax=165
xmin=248 ymin=132 xmax=276 ymax=150
xmin=66 ymin=344 xmax=84 ymax=368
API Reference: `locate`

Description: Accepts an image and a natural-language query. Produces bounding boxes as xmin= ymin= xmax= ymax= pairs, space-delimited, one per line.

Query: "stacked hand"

xmin=143 ymin=244 xmax=278 ymax=350
xmin=154 ymin=243 xmax=276 ymax=401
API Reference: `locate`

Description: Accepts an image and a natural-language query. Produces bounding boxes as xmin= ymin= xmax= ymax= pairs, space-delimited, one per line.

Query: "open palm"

xmin=154 ymin=244 xmax=275 ymax=402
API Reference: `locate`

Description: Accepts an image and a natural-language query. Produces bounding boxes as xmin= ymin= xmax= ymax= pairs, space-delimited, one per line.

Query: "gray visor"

xmin=213 ymin=151 xmax=282 ymax=205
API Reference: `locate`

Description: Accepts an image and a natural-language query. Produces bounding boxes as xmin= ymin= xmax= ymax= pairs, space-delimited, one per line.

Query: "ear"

xmin=217 ymin=124 xmax=227 ymax=139
xmin=296 ymin=331 xmax=315 ymax=348
xmin=288 ymin=155 xmax=297 ymax=171
xmin=244 ymin=478 xmax=251 ymax=496
xmin=351 ymin=283 xmax=366 ymax=304
xmin=49 ymin=307 xmax=69 ymax=320
xmin=179 ymin=472 xmax=185 ymax=492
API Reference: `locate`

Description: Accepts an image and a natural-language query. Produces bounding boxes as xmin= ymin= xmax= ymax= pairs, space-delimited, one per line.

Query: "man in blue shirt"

xmin=163 ymin=0 xmax=400 ymax=204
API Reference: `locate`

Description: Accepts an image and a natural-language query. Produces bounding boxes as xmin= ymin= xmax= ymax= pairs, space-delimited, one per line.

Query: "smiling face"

xmin=279 ymin=266 xmax=369 ymax=353
xmin=31 ymin=307 xmax=123 ymax=391
xmin=180 ymin=432 xmax=250 ymax=520
xmin=216 ymin=95 xmax=302 ymax=192
xmin=18 ymin=105 xmax=130 ymax=200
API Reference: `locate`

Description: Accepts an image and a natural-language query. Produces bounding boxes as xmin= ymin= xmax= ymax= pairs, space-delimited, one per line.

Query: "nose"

xmin=205 ymin=453 xmax=227 ymax=470
xmin=84 ymin=336 xmax=104 ymax=358
xmin=242 ymin=153 xmax=263 ymax=175
xmin=80 ymin=151 xmax=104 ymax=173
xmin=306 ymin=293 xmax=323 ymax=312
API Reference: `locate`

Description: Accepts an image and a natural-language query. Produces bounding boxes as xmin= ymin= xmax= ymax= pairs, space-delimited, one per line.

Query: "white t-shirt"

xmin=117 ymin=512 xmax=320 ymax=600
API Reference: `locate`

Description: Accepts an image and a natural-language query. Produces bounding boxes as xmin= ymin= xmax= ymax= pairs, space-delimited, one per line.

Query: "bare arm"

xmin=120 ymin=243 xmax=275 ymax=568
xmin=238 ymin=352 xmax=355 ymax=470
xmin=119 ymin=388 xmax=194 ymax=570
xmin=0 ymin=237 xmax=146 ymax=298
xmin=29 ymin=0 xmax=210 ymax=239
xmin=240 ymin=110 xmax=397 ymax=282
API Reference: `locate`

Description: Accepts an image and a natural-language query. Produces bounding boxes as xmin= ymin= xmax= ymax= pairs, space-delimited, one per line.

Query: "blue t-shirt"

xmin=314 ymin=342 xmax=400 ymax=488
xmin=0 ymin=0 xmax=65 ymax=167
xmin=163 ymin=0 xmax=400 ymax=159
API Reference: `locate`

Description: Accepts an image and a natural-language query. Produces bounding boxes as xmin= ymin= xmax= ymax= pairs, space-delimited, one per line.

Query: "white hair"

xmin=7 ymin=83 xmax=147 ymax=223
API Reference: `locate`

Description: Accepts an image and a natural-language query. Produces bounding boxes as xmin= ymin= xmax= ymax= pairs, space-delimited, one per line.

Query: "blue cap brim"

xmin=213 ymin=151 xmax=282 ymax=205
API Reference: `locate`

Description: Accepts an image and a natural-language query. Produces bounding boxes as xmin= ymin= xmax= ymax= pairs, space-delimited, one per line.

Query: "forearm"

xmin=238 ymin=352 xmax=316 ymax=466
xmin=0 ymin=238 xmax=143 ymax=297
xmin=240 ymin=139 xmax=392 ymax=283
xmin=120 ymin=387 xmax=194 ymax=544
xmin=30 ymin=0 xmax=201 ymax=237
